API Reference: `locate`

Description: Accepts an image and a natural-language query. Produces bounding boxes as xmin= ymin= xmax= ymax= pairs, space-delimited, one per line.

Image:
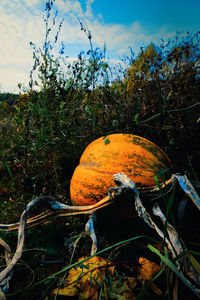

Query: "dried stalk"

xmin=0 ymin=239 xmax=12 ymax=299
xmin=0 ymin=181 xmax=119 ymax=294
xmin=0 ymin=195 xmax=114 ymax=232
xmin=0 ymin=172 xmax=200 ymax=297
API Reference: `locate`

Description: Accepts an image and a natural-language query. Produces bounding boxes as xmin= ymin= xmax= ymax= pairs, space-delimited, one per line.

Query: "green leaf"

xmin=154 ymin=175 xmax=162 ymax=192
xmin=148 ymin=244 xmax=200 ymax=298
xmin=3 ymin=159 xmax=13 ymax=179
xmin=28 ymin=101 xmax=35 ymax=108
xmin=59 ymin=101 xmax=65 ymax=109
xmin=186 ymin=251 xmax=200 ymax=276
xmin=133 ymin=113 xmax=139 ymax=123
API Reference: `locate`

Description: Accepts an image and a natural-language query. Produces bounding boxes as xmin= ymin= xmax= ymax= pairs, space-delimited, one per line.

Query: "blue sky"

xmin=94 ymin=0 xmax=200 ymax=32
xmin=0 ymin=0 xmax=199 ymax=92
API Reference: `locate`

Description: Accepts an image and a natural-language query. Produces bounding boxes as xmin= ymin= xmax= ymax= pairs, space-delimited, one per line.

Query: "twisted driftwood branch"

xmin=0 ymin=239 xmax=12 ymax=299
xmin=0 ymin=173 xmax=199 ymax=298
xmin=113 ymin=173 xmax=200 ymax=295
xmin=0 ymin=195 xmax=115 ymax=232
xmin=0 ymin=180 xmax=123 ymax=297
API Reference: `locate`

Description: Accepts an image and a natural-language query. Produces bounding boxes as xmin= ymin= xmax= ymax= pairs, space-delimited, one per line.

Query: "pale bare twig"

xmin=138 ymin=101 xmax=200 ymax=124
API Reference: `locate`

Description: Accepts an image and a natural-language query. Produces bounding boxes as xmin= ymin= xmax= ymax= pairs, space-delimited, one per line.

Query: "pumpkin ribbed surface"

xmin=70 ymin=134 xmax=173 ymax=206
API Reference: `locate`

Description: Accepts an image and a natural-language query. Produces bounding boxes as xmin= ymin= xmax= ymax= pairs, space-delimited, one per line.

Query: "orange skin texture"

xmin=70 ymin=134 xmax=173 ymax=206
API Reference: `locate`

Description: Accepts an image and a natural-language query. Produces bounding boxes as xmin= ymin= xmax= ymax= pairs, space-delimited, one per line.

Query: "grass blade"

xmin=148 ymin=244 xmax=200 ymax=298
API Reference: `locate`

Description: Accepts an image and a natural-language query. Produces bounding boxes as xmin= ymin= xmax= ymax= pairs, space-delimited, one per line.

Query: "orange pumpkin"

xmin=70 ymin=134 xmax=173 ymax=206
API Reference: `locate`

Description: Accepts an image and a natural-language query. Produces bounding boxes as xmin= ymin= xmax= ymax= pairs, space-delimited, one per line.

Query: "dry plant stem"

xmin=0 ymin=179 xmax=174 ymax=232
xmin=0 ymin=289 xmax=6 ymax=300
xmin=172 ymin=174 xmax=200 ymax=210
xmin=0 ymin=195 xmax=114 ymax=232
xmin=137 ymin=175 xmax=200 ymax=293
xmin=0 ymin=185 xmax=117 ymax=290
xmin=112 ymin=173 xmax=184 ymax=259
xmin=138 ymin=101 xmax=200 ymax=124
xmin=0 ymin=172 xmax=200 ymax=296
xmin=85 ymin=214 xmax=97 ymax=255
xmin=112 ymin=173 xmax=200 ymax=293
xmin=0 ymin=208 xmax=27 ymax=287
xmin=0 ymin=239 xmax=12 ymax=299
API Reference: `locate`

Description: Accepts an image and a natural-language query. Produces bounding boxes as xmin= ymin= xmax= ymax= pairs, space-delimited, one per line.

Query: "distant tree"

xmin=0 ymin=92 xmax=19 ymax=106
xmin=125 ymin=43 xmax=159 ymax=88
xmin=124 ymin=35 xmax=200 ymax=116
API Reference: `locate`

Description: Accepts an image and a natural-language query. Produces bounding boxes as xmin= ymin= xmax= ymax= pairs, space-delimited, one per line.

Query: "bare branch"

xmin=138 ymin=101 xmax=200 ymax=124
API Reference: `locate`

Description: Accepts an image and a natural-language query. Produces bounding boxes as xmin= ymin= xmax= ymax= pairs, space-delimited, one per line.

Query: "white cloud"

xmin=0 ymin=66 xmax=30 ymax=92
xmin=0 ymin=0 xmax=175 ymax=92
xmin=83 ymin=20 xmax=173 ymax=58
xmin=0 ymin=1 xmax=47 ymax=92
xmin=85 ymin=0 xmax=94 ymax=18
xmin=56 ymin=0 xmax=84 ymax=17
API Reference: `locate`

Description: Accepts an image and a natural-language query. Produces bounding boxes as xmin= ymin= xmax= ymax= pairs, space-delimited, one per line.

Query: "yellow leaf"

xmin=138 ymin=257 xmax=161 ymax=281
xmin=108 ymin=277 xmax=137 ymax=299
xmin=51 ymin=256 xmax=115 ymax=299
